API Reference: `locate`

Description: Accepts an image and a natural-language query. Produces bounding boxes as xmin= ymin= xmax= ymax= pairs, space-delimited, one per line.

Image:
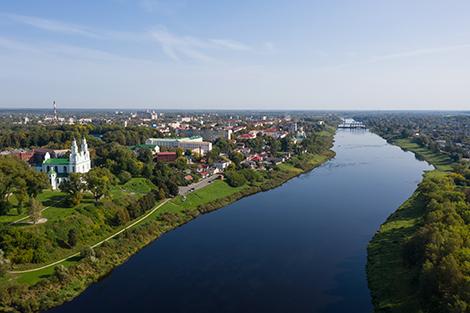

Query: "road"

xmin=179 ymin=174 xmax=222 ymax=196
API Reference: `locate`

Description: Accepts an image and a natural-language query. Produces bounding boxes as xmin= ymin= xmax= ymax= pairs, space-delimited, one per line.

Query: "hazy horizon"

xmin=1 ymin=1 xmax=470 ymax=110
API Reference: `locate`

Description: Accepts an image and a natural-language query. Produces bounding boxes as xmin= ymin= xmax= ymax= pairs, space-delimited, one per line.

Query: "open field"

xmin=393 ymin=138 xmax=454 ymax=171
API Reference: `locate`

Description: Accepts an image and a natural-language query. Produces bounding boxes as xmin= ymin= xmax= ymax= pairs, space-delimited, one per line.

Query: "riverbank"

xmin=366 ymin=137 xmax=461 ymax=312
xmin=0 ymin=130 xmax=336 ymax=312
xmin=367 ymin=172 xmax=433 ymax=312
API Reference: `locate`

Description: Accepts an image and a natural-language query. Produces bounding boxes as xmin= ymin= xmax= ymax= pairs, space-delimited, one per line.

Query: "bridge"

xmin=338 ymin=121 xmax=366 ymax=129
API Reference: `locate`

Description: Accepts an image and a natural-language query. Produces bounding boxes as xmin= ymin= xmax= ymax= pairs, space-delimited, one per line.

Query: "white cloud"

xmin=0 ymin=36 xmax=149 ymax=64
xmin=209 ymin=39 xmax=252 ymax=51
xmin=150 ymin=28 xmax=252 ymax=62
xmin=2 ymin=13 xmax=98 ymax=37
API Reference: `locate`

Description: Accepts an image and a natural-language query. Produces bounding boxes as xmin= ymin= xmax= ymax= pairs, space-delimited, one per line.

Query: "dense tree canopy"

xmin=0 ymin=156 xmax=48 ymax=214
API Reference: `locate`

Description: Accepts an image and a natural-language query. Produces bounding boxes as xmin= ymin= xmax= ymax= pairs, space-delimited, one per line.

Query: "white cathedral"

xmin=40 ymin=138 xmax=92 ymax=190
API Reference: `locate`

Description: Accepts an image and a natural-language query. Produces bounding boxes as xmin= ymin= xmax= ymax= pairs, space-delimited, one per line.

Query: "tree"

xmin=60 ymin=173 xmax=85 ymax=206
xmin=28 ymin=197 xmax=43 ymax=224
xmin=118 ymin=171 xmax=132 ymax=184
xmin=176 ymin=148 xmax=184 ymax=157
xmin=136 ymin=148 xmax=153 ymax=163
xmin=80 ymin=246 xmax=97 ymax=262
xmin=54 ymin=264 xmax=69 ymax=282
xmin=67 ymin=229 xmax=78 ymax=247
xmin=208 ymin=146 xmax=220 ymax=162
xmin=229 ymin=152 xmax=244 ymax=168
xmin=85 ymin=167 xmax=114 ymax=204
xmin=0 ymin=249 xmax=11 ymax=277
xmin=175 ymin=156 xmax=188 ymax=170
xmin=224 ymin=171 xmax=246 ymax=187
xmin=0 ymin=156 xmax=48 ymax=215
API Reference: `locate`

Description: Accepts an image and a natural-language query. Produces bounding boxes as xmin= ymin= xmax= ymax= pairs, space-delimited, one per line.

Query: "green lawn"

xmin=277 ymin=162 xmax=303 ymax=174
xmin=367 ymin=193 xmax=424 ymax=312
xmin=156 ymin=180 xmax=247 ymax=216
xmin=1 ymin=178 xmax=154 ymax=225
xmin=367 ymin=171 xmax=447 ymax=312
xmin=393 ymin=138 xmax=454 ymax=171
xmin=15 ymin=257 xmax=80 ymax=285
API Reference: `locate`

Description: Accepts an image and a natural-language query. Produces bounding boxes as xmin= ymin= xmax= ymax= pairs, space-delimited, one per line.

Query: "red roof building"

xmin=238 ymin=133 xmax=256 ymax=140
xmin=155 ymin=152 xmax=177 ymax=162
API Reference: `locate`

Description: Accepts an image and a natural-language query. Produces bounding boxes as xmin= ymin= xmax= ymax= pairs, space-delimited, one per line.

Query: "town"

xmin=0 ymin=106 xmax=328 ymax=194
xmin=0 ymin=107 xmax=337 ymax=312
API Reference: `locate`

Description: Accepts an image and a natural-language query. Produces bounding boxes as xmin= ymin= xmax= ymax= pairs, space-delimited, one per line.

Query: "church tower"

xmin=81 ymin=137 xmax=89 ymax=160
xmin=70 ymin=138 xmax=79 ymax=164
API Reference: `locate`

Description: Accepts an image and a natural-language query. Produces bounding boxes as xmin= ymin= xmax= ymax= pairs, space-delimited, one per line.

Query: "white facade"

xmin=145 ymin=136 xmax=211 ymax=154
xmin=41 ymin=138 xmax=91 ymax=190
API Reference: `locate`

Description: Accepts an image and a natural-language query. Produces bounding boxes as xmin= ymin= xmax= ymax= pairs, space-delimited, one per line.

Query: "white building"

xmin=40 ymin=138 xmax=91 ymax=190
xmin=145 ymin=136 xmax=212 ymax=155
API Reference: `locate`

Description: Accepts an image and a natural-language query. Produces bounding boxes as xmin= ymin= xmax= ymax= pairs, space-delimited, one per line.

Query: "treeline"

xmin=402 ymin=169 xmax=470 ymax=313
xmin=356 ymin=113 xmax=470 ymax=160
xmin=0 ymin=124 xmax=161 ymax=150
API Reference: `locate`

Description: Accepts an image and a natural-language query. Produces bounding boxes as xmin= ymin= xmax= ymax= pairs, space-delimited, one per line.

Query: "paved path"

xmin=9 ymin=198 xmax=170 ymax=274
xmin=10 ymin=199 xmax=63 ymax=225
xmin=179 ymin=174 xmax=222 ymax=196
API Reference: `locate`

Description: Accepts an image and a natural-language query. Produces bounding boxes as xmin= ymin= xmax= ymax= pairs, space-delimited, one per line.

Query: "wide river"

xmin=49 ymin=129 xmax=433 ymax=313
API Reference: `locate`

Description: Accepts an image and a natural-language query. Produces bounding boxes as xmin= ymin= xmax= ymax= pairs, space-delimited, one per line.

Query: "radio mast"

xmin=53 ymin=101 xmax=58 ymax=121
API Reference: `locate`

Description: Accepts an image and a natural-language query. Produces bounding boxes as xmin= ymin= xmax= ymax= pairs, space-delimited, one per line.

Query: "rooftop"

xmin=43 ymin=158 xmax=69 ymax=165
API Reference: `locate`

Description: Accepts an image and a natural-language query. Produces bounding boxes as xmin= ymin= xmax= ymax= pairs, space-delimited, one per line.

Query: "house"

xmin=0 ymin=149 xmax=34 ymax=162
xmin=214 ymin=160 xmax=231 ymax=171
xmin=238 ymin=133 xmax=256 ymax=140
xmin=248 ymin=154 xmax=263 ymax=162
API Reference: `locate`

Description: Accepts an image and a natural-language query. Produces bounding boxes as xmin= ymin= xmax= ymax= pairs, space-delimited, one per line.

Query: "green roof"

xmin=43 ymin=158 xmax=69 ymax=165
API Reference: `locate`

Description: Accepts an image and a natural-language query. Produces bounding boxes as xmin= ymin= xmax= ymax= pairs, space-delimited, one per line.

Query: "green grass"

xmin=157 ymin=180 xmax=247 ymax=216
xmin=277 ymin=162 xmax=303 ymax=174
xmin=122 ymin=178 xmax=156 ymax=194
xmin=367 ymin=171 xmax=447 ymax=313
xmin=367 ymin=193 xmax=424 ymax=312
xmin=15 ymin=257 xmax=80 ymax=285
xmin=1 ymin=178 xmax=155 ymax=225
xmin=393 ymin=138 xmax=454 ymax=171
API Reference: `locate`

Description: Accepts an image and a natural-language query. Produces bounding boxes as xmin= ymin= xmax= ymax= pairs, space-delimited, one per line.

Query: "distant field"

xmin=393 ymin=138 xmax=454 ymax=171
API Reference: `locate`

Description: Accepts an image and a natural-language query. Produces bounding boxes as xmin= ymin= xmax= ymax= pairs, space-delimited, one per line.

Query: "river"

xmin=48 ymin=129 xmax=433 ymax=313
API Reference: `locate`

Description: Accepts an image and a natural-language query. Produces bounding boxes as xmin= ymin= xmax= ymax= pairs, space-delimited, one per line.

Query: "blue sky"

xmin=1 ymin=0 xmax=470 ymax=110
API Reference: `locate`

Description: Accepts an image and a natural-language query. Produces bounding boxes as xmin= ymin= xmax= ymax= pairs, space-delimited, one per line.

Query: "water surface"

xmin=49 ymin=130 xmax=433 ymax=313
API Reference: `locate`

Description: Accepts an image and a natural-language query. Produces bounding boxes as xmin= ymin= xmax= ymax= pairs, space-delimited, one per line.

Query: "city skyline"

xmin=1 ymin=1 xmax=470 ymax=110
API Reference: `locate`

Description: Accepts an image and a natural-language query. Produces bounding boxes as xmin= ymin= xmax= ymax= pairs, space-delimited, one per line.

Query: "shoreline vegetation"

xmin=0 ymin=129 xmax=336 ymax=312
xmin=367 ymin=137 xmax=468 ymax=312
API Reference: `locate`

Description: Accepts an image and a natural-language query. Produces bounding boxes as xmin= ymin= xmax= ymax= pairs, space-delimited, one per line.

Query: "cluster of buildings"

xmin=2 ymin=107 xmax=326 ymax=191
xmin=145 ymin=136 xmax=212 ymax=155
